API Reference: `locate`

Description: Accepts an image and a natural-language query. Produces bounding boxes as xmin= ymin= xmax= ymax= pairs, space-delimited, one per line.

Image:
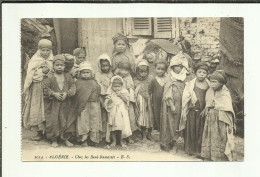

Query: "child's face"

xmin=117 ymin=68 xmax=129 ymax=78
xmin=100 ymin=60 xmax=110 ymax=73
xmin=80 ymin=69 xmax=92 ymax=80
xmin=53 ymin=60 xmax=65 ymax=74
xmin=75 ymin=53 xmax=86 ymax=65
xmin=39 ymin=48 xmax=51 ymax=59
xmin=112 ymin=83 xmax=123 ymax=92
xmin=146 ymin=52 xmax=156 ymax=63
xmin=196 ymin=69 xmax=208 ymax=81
xmin=155 ymin=63 xmax=166 ymax=77
xmin=115 ymin=40 xmax=127 ymax=53
xmin=171 ymin=65 xmax=183 ymax=74
xmin=210 ymin=79 xmax=222 ymax=91
xmin=138 ymin=66 xmax=148 ymax=78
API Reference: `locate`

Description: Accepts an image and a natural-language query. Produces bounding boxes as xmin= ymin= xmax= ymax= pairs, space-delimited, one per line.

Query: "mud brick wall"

xmin=180 ymin=17 xmax=220 ymax=60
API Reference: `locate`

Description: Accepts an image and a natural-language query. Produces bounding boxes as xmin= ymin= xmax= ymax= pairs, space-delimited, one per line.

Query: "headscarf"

xmin=38 ymin=39 xmax=52 ymax=49
xmin=169 ymin=52 xmax=189 ymax=69
xmin=97 ymin=53 xmax=112 ymax=70
xmin=112 ymin=33 xmax=129 ymax=46
xmin=193 ymin=61 xmax=209 ymax=73
xmin=73 ymin=47 xmax=86 ymax=56
xmin=136 ymin=59 xmax=149 ymax=81
xmin=106 ymin=76 xmax=124 ymax=95
xmin=53 ymin=54 xmax=65 ymax=63
xmin=210 ymin=70 xmax=227 ymax=84
xmin=79 ymin=62 xmax=94 ymax=73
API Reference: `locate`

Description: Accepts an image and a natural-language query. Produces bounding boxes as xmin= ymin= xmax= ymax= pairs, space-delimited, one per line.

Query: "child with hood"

xmin=201 ymin=70 xmax=235 ymax=161
xmin=95 ymin=53 xmax=114 ymax=139
xmin=160 ymin=54 xmax=189 ymax=152
xmin=23 ymin=39 xmax=54 ymax=141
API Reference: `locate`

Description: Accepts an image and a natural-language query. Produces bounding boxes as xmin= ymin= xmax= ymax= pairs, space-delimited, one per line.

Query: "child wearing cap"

xmin=105 ymin=76 xmax=132 ymax=148
xmin=134 ymin=60 xmax=154 ymax=141
xmin=201 ymin=70 xmax=235 ymax=161
xmin=43 ymin=54 xmax=76 ymax=147
xmin=179 ymin=62 xmax=210 ymax=157
xmin=23 ymin=39 xmax=54 ymax=141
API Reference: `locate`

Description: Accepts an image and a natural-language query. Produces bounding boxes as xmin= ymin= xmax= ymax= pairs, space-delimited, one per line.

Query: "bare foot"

xmin=128 ymin=137 xmax=134 ymax=144
xmin=51 ymin=141 xmax=58 ymax=148
xmin=146 ymin=133 xmax=154 ymax=142
xmin=110 ymin=141 xmax=116 ymax=147
xmin=82 ymin=142 xmax=88 ymax=147
xmin=65 ymin=140 xmax=73 ymax=147
xmin=120 ymin=141 xmax=127 ymax=148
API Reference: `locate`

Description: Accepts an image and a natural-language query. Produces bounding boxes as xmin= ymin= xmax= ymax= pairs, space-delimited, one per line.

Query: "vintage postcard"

xmin=20 ymin=17 xmax=244 ymax=162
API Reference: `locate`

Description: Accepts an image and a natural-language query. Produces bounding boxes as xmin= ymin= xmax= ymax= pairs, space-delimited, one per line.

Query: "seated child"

xmin=73 ymin=63 xmax=102 ymax=146
xmin=105 ymin=76 xmax=132 ymax=148
xmin=43 ymin=54 xmax=76 ymax=147
xmin=148 ymin=58 xmax=168 ymax=131
xmin=95 ymin=53 xmax=114 ymax=139
xmin=23 ymin=39 xmax=53 ymax=141
xmin=134 ymin=60 xmax=154 ymax=141
xmin=201 ymin=70 xmax=235 ymax=161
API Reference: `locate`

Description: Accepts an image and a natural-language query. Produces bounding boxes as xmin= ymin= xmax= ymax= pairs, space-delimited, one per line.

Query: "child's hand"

xmin=170 ymin=105 xmax=177 ymax=114
xmin=228 ymin=125 xmax=233 ymax=134
xmin=60 ymin=93 xmax=67 ymax=101
xmin=53 ymin=92 xmax=62 ymax=100
xmin=42 ymin=66 xmax=50 ymax=74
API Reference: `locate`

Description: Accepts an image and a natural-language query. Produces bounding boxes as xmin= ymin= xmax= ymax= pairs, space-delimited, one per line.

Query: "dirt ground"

xmin=22 ymin=128 xmax=244 ymax=162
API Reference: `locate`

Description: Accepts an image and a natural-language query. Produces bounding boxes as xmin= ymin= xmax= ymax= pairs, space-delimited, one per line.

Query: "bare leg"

xmin=51 ymin=139 xmax=58 ymax=148
xmin=119 ymin=131 xmax=127 ymax=148
xmin=65 ymin=139 xmax=73 ymax=147
xmin=141 ymin=127 xmax=147 ymax=141
xmin=110 ymin=131 xmax=116 ymax=147
xmin=146 ymin=128 xmax=154 ymax=141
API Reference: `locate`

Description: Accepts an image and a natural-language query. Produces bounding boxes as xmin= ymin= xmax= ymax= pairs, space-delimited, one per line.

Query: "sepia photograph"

xmin=20 ymin=17 xmax=244 ymax=162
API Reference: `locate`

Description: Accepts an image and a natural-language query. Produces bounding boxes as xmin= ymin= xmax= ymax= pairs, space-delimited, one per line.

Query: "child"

xmin=115 ymin=61 xmax=138 ymax=142
xmin=95 ymin=53 xmax=114 ymax=139
xmin=111 ymin=33 xmax=136 ymax=75
xmin=43 ymin=54 xmax=76 ymax=147
xmin=179 ymin=62 xmax=210 ymax=156
xmin=105 ymin=76 xmax=132 ymax=148
xmin=63 ymin=53 xmax=75 ymax=73
xmin=148 ymin=58 xmax=168 ymax=131
xmin=201 ymin=70 xmax=235 ymax=161
xmin=23 ymin=39 xmax=53 ymax=141
xmin=70 ymin=47 xmax=87 ymax=79
xmin=160 ymin=55 xmax=189 ymax=152
xmin=134 ymin=60 xmax=154 ymax=141
xmin=73 ymin=63 xmax=102 ymax=146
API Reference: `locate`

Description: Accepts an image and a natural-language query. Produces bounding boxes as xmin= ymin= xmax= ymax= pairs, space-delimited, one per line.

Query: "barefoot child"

xmin=111 ymin=33 xmax=136 ymax=76
xmin=95 ymin=53 xmax=114 ymax=139
xmin=43 ymin=54 xmax=76 ymax=147
xmin=160 ymin=55 xmax=189 ymax=152
xmin=179 ymin=62 xmax=210 ymax=156
xmin=201 ymin=70 xmax=235 ymax=161
xmin=134 ymin=60 xmax=154 ymax=141
xmin=105 ymin=76 xmax=132 ymax=147
xmin=23 ymin=39 xmax=54 ymax=141
xmin=73 ymin=63 xmax=102 ymax=146
xmin=148 ymin=58 xmax=168 ymax=131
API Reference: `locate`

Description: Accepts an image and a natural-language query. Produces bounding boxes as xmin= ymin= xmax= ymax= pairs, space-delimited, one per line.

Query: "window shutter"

xmin=154 ymin=18 xmax=177 ymax=38
xmin=131 ymin=18 xmax=152 ymax=36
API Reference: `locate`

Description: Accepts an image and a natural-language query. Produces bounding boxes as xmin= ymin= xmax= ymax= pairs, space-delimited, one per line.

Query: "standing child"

xmin=201 ymin=70 xmax=235 ymax=161
xmin=73 ymin=63 xmax=102 ymax=146
xmin=105 ymin=76 xmax=132 ymax=148
xmin=179 ymin=62 xmax=210 ymax=157
xmin=148 ymin=58 xmax=168 ymax=131
xmin=134 ymin=60 xmax=154 ymax=141
xmin=160 ymin=55 xmax=189 ymax=152
xmin=111 ymin=33 xmax=136 ymax=75
xmin=70 ymin=47 xmax=87 ymax=79
xmin=95 ymin=53 xmax=114 ymax=139
xmin=43 ymin=54 xmax=76 ymax=147
xmin=23 ymin=39 xmax=53 ymax=141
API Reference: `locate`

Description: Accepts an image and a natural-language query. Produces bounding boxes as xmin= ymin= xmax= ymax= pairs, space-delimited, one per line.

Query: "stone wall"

xmin=179 ymin=17 xmax=220 ymax=61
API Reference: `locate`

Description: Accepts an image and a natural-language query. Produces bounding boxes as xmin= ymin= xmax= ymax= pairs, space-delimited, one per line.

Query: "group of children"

xmin=23 ymin=34 xmax=235 ymax=161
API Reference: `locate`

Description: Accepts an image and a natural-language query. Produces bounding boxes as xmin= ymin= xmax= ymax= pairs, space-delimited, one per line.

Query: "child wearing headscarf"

xmin=70 ymin=47 xmax=87 ymax=79
xmin=105 ymin=76 xmax=132 ymax=148
xmin=72 ymin=62 xmax=102 ymax=146
xmin=43 ymin=54 xmax=76 ymax=147
xmin=134 ymin=60 xmax=154 ymax=141
xmin=148 ymin=58 xmax=168 ymax=131
xmin=95 ymin=53 xmax=114 ymax=139
xmin=115 ymin=61 xmax=138 ymax=143
xmin=201 ymin=70 xmax=235 ymax=161
xmin=23 ymin=39 xmax=54 ymax=141
xmin=111 ymin=33 xmax=136 ymax=76
xmin=179 ymin=62 xmax=210 ymax=157
xmin=160 ymin=54 xmax=189 ymax=152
